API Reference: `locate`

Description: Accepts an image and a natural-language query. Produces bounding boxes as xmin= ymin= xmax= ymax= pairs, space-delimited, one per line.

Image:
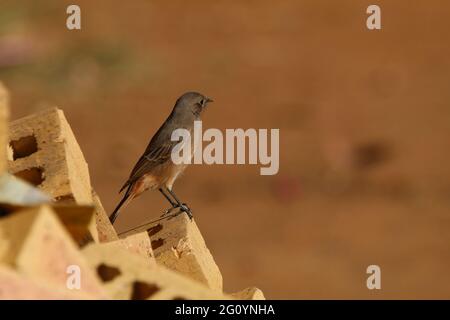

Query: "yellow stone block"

xmin=230 ymin=287 xmax=266 ymax=300
xmin=0 ymin=205 xmax=107 ymax=298
xmin=121 ymin=213 xmax=223 ymax=291
xmin=0 ymin=265 xmax=95 ymax=299
xmin=92 ymin=191 xmax=118 ymax=242
xmin=8 ymin=108 xmax=93 ymax=205
xmin=0 ymin=82 xmax=9 ymax=173
xmin=83 ymin=243 xmax=229 ymax=300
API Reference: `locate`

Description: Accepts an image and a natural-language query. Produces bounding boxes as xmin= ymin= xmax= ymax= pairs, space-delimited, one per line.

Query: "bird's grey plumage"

xmin=119 ymin=92 xmax=207 ymax=192
xmin=110 ymin=91 xmax=212 ymax=224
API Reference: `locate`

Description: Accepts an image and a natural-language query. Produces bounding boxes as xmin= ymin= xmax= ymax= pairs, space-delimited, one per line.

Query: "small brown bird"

xmin=109 ymin=92 xmax=213 ymax=225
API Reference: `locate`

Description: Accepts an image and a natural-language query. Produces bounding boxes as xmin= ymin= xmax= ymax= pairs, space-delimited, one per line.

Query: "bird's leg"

xmin=159 ymin=188 xmax=178 ymax=217
xmin=159 ymin=188 xmax=177 ymax=206
xmin=166 ymin=188 xmax=193 ymax=220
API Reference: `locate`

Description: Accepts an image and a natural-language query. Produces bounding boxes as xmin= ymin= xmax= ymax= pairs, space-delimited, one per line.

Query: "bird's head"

xmin=173 ymin=91 xmax=213 ymax=118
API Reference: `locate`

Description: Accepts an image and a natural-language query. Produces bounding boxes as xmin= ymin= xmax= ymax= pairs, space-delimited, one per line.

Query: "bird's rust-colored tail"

xmin=109 ymin=186 xmax=132 ymax=224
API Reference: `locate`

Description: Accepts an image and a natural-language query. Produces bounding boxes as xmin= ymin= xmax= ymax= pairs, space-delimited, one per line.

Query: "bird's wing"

xmin=119 ymin=141 xmax=174 ymax=193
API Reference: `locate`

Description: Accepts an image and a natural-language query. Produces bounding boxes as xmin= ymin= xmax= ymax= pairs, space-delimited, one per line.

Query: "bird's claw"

xmin=161 ymin=203 xmax=193 ymax=220
xmin=179 ymin=203 xmax=193 ymax=220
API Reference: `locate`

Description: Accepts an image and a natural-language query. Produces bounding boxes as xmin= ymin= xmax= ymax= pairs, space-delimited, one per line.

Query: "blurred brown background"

xmin=1 ymin=0 xmax=450 ymax=299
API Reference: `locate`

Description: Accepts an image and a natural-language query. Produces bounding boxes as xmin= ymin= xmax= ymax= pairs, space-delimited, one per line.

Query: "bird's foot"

xmin=161 ymin=204 xmax=193 ymax=220
xmin=179 ymin=203 xmax=193 ymax=220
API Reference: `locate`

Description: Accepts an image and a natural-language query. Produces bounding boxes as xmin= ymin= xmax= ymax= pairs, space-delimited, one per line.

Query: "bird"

xmin=109 ymin=92 xmax=213 ymax=225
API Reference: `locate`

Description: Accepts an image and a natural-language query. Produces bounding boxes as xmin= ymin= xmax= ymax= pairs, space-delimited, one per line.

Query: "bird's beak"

xmin=202 ymin=97 xmax=213 ymax=108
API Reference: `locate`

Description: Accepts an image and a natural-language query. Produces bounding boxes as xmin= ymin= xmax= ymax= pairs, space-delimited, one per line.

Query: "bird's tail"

xmin=109 ymin=186 xmax=133 ymax=225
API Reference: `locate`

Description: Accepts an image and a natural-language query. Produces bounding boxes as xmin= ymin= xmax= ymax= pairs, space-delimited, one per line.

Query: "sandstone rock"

xmin=92 ymin=190 xmax=118 ymax=242
xmin=117 ymin=231 xmax=155 ymax=263
xmin=52 ymin=204 xmax=99 ymax=245
xmin=120 ymin=213 xmax=223 ymax=291
xmin=82 ymin=243 xmax=229 ymax=300
xmin=0 ymin=82 xmax=9 ymax=174
xmin=0 ymin=205 xmax=107 ymax=298
xmin=0 ymin=265 xmax=95 ymax=299
xmin=8 ymin=108 xmax=93 ymax=205
xmin=230 ymin=287 xmax=266 ymax=300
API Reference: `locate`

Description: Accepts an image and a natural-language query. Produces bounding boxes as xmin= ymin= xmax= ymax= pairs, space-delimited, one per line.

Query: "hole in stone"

xmin=55 ymin=194 xmax=76 ymax=204
xmin=147 ymin=223 xmax=163 ymax=237
xmin=172 ymin=296 xmax=186 ymax=300
xmin=151 ymin=238 xmax=165 ymax=250
xmin=97 ymin=263 xmax=121 ymax=282
xmin=130 ymin=281 xmax=160 ymax=300
xmin=10 ymin=135 xmax=38 ymax=160
xmin=78 ymin=233 xmax=94 ymax=248
xmin=14 ymin=167 xmax=44 ymax=186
